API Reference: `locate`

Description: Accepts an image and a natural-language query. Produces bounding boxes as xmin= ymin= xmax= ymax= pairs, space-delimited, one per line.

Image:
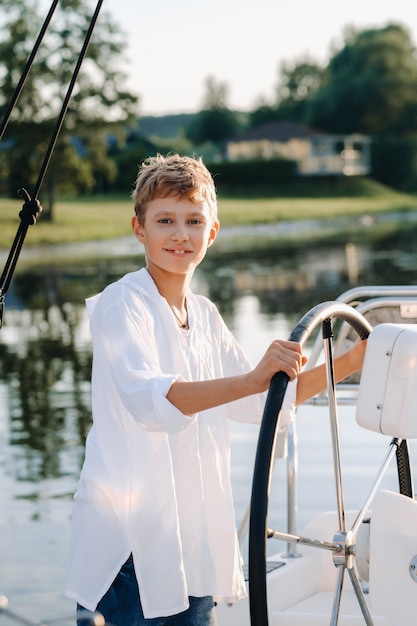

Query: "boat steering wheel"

xmin=248 ymin=301 xmax=414 ymax=626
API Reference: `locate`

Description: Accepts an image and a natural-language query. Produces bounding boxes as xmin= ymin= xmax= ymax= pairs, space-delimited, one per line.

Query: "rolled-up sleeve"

xmin=90 ymin=292 xmax=196 ymax=434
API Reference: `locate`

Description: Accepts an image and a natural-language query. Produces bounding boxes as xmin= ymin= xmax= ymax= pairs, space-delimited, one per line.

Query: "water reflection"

xmin=202 ymin=243 xmax=366 ymax=320
xmin=1 ymin=238 xmax=417 ymax=485
xmin=1 ymin=305 xmax=92 ymax=484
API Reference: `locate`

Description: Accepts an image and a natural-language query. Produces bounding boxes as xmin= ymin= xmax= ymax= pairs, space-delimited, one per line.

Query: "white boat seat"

xmin=368 ymin=489 xmax=417 ymax=626
xmin=356 ymin=323 xmax=417 ymax=438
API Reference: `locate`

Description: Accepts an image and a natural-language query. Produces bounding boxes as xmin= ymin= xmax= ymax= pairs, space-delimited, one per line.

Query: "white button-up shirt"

xmin=65 ymin=268 xmax=295 ymax=618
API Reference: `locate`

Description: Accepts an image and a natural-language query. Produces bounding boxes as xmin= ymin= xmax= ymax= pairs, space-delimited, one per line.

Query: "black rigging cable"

xmin=0 ymin=0 xmax=59 ymax=142
xmin=0 ymin=0 xmax=104 ymax=329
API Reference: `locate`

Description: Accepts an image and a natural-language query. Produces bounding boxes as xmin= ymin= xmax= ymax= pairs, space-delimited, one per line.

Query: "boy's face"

xmin=132 ymin=194 xmax=219 ymax=279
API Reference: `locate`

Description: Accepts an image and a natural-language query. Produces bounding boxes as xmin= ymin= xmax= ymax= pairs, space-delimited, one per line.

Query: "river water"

xmin=1 ymin=231 xmax=417 ymax=624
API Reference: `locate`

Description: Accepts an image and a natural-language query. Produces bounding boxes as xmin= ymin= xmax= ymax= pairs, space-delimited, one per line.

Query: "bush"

xmin=208 ymin=158 xmax=297 ymax=193
xmin=371 ymin=135 xmax=417 ymax=192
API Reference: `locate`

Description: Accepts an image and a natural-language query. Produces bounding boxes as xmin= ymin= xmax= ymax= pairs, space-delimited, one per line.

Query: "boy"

xmin=66 ymin=154 xmax=365 ymax=626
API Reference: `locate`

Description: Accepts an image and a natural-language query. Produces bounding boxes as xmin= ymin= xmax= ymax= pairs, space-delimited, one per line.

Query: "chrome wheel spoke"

xmin=330 ymin=568 xmax=345 ymax=626
xmin=347 ymin=567 xmax=374 ymax=626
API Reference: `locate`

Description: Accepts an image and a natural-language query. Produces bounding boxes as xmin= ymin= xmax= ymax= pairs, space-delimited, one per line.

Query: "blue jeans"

xmin=77 ymin=555 xmax=217 ymax=626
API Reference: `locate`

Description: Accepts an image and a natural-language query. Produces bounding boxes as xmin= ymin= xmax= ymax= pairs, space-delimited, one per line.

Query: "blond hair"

xmin=132 ymin=154 xmax=217 ymax=224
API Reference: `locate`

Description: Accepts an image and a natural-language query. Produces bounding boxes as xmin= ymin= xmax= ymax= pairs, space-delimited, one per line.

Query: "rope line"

xmin=32 ymin=0 xmax=104 ymax=200
xmin=0 ymin=0 xmax=59 ymax=142
xmin=0 ymin=0 xmax=104 ymax=329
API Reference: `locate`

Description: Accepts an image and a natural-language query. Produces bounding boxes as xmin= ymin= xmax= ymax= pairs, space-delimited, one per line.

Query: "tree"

xmin=307 ymin=24 xmax=417 ymax=135
xmin=247 ymin=94 xmax=277 ymax=127
xmin=0 ymin=0 xmax=139 ymax=219
xmin=275 ymin=57 xmax=323 ymax=122
xmin=186 ymin=76 xmax=241 ymax=150
xmin=302 ymin=23 xmax=417 ymax=189
xmin=247 ymin=58 xmax=323 ymax=129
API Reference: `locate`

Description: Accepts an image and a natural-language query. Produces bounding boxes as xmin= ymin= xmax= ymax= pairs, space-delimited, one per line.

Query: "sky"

xmin=102 ymin=0 xmax=417 ymax=116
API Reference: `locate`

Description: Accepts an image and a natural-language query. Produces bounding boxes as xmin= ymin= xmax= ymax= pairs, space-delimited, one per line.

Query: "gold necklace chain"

xmin=170 ymin=306 xmax=189 ymax=330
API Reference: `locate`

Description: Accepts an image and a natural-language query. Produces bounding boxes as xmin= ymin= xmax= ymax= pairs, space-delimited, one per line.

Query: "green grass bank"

xmin=0 ymin=177 xmax=416 ymax=250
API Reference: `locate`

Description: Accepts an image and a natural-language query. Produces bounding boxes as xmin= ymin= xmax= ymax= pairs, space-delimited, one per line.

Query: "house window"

xmin=311 ymin=140 xmax=329 ymax=156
